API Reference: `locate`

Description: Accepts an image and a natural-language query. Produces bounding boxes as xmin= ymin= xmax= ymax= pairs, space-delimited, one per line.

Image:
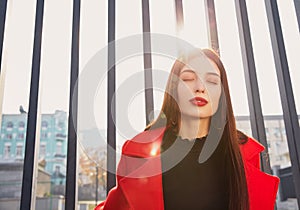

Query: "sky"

xmin=1 ymin=0 xmax=299 ymax=146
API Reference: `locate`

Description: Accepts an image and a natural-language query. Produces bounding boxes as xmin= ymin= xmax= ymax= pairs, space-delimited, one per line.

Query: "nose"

xmin=194 ymin=78 xmax=205 ymax=93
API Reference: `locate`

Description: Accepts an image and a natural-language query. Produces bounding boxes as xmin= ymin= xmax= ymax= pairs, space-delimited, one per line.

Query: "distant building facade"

xmin=0 ymin=162 xmax=51 ymax=199
xmin=236 ymin=115 xmax=300 ymax=168
xmin=0 ymin=110 xmax=67 ymax=185
xmin=0 ymin=162 xmax=58 ymax=210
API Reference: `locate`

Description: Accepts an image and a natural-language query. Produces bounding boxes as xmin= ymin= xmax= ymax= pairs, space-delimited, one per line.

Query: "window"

xmin=274 ymin=128 xmax=281 ymax=138
xmin=56 ymin=142 xmax=62 ymax=155
xmin=41 ymin=132 xmax=48 ymax=139
xmin=18 ymin=133 xmax=25 ymax=140
xmin=40 ymin=143 xmax=46 ymax=157
xmin=16 ymin=143 xmax=23 ymax=157
xmin=4 ymin=143 xmax=11 ymax=159
xmin=56 ymin=133 xmax=66 ymax=139
xmin=6 ymin=133 xmax=12 ymax=140
xmin=57 ymin=121 xmax=64 ymax=130
xmin=41 ymin=121 xmax=48 ymax=130
xmin=55 ymin=165 xmax=61 ymax=173
xmin=6 ymin=122 xmax=13 ymax=131
xmin=18 ymin=121 xmax=25 ymax=130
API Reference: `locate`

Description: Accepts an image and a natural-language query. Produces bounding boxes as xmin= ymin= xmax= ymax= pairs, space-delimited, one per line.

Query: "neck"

xmin=178 ymin=116 xmax=210 ymax=139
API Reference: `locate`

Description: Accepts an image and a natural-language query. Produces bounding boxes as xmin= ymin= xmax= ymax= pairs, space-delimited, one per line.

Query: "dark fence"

xmin=0 ymin=0 xmax=299 ymax=209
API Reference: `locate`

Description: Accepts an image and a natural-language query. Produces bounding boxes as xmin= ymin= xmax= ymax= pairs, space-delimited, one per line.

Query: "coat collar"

xmin=239 ymin=136 xmax=265 ymax=169
xmin=122 ymin=126 xmax=265 ymax=161
xmin=122 ymin=127 xmax=166 ymax=158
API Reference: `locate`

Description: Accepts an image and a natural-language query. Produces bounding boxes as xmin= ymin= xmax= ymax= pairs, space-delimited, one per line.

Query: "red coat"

xmin=95 ymin=127 xmax=279 ymax=210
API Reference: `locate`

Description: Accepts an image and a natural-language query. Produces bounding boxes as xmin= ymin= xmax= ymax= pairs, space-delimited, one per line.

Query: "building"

xmin=0 ymin=110 xmax=68 ymax=186
xmin=0 ymin=161 xmax=51 ymax=199
xmin=0 ymin=161 xmax=60 ymax=210
xmin=236 ymin=115 xmax=300 ymax=168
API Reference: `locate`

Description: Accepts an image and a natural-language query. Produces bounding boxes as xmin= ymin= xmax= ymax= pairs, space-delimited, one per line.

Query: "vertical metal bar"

xmin=95 ymin=166 xmax=99 ymax=206
xmin=65 ymin=0 xmax=80 ymax=209
xmin=174 ymin=0 xmax=185 ymax=58
xmin=0 ymin=0 xmax=8 ymax=71
xmin=265 ymin=0 xmax=300 ymax=207
xmin=204 ymin=0 xmax=220 ymax=55
xmin=0 ymin=0 xmax=8 ymax=128
xmin=107 ymin=0 xmax=116 ymax=193
xmin=142 ymin=0 xmax=154 ymax=125
xmin=234 ymin=0 xmax=272 ymax=174
xmin=175 ymin=0 xmax=184 ymax=31
xmin=20 ymin=0 xmax=45 ymax=209
xmin=293 ymin=0 xmax=300 ymax=31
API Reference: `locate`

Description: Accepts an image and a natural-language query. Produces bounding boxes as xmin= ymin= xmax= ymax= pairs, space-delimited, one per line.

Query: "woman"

xmin=95 ymin=49 xmax=279 ymax=210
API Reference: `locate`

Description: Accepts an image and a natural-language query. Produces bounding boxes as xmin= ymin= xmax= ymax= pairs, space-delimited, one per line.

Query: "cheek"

xmin=207 ymin=86 xmax=222 ymax=105
xmin=177 ymin=82 xmax=193 ymax=100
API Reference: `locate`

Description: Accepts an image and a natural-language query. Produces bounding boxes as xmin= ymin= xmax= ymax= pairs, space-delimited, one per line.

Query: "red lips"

xmin=189 ymin=97 xmax=208 ymax=106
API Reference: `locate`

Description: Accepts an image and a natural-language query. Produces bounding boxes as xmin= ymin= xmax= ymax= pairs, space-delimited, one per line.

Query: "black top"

xmin=161 ymin=130 xmax=229 ymax=210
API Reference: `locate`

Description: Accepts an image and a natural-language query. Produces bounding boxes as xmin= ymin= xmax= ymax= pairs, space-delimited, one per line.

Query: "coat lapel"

xmin=239 ymin=137 xmax=280 ymax=210
xmin=118 ymin=127 xmax=166 ymax=210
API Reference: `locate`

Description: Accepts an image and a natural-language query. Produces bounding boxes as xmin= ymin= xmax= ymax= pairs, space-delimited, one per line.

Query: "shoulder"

xmin=239 ymin=134 xmax=265 ymax=169
xmin=238 ymin=134 xmax=280 ymax=209
xmin=121 ymin=127 xmax=166 ymax=158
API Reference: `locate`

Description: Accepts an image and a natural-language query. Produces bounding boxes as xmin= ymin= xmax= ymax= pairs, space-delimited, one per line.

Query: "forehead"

xmin=180 ymin=56 xmax=220 ymax=76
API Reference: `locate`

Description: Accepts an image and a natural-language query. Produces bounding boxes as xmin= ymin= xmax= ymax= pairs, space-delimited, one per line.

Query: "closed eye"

xmin=180 ymin=71 xmax=196 ymax=81
xmin=206 ymin=75 xmax=220 ymax=85
xmin=206 ymin=79 xmax=219 ymax=84
xmin=182 ymin=77 xmax=195 ymax=81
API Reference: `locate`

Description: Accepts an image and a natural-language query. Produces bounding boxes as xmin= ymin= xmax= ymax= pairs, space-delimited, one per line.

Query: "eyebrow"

xmin=180 ymin=69 xmax=220 ymax=77
xmin=206 ymin=72 xmax=221 ymax=77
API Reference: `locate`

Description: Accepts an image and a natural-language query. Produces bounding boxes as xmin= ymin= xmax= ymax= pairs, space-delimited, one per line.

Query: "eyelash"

xmin=182 ymin=78 xmax=195 ymax=81
xmin=206 ymin=80 xmax=219 ymax=85
xmin=181 ymin=78 xmax=219 ymax=85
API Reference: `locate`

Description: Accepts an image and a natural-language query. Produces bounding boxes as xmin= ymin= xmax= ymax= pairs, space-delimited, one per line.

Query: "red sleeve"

xmin=95 ymin=186 xmax=130 ymax=210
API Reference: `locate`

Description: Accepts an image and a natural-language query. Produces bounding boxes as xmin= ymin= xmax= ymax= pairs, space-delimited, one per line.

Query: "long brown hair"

xmin=146 ymin=48 xmax=249 ymax=210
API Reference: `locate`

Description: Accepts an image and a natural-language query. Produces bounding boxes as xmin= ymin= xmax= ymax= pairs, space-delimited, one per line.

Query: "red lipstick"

xmin=189 ymin=97 xmax=208 ymax=106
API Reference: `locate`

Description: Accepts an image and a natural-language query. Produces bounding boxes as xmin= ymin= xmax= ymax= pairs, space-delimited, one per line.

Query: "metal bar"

xmin=234 ymin=0 xmax=272 ymax=174
xmin=280 ymin=173 xmax=293 ymax=178
xmin=65 ymin=0 xmax=80 ymax=209
xmin=20 ymin=0 xmax=45 ymax=209
xmin=204 ymin=0 xmax=220 ymax=55
xmin=293 ymin=0 xmax=300 ymax=31
xmin=0 ymin=0 xmax=8 ymax=71
xmin=0 ymin=0 xmax=8 ymax=128
xmin=142 ymin=0 xmax=154 ymax=125
xmin=175 ymin=0 xmax=184 ymax=31
xmin=264 ymin=0 xmax=300 ymax=207
xmin=95 ymin=166 xmax=99 ymax=206
xmin=107 ymin=0 xmax=116 ymax=193
xmin=174 ymin=0 xmax=185 ymax=58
